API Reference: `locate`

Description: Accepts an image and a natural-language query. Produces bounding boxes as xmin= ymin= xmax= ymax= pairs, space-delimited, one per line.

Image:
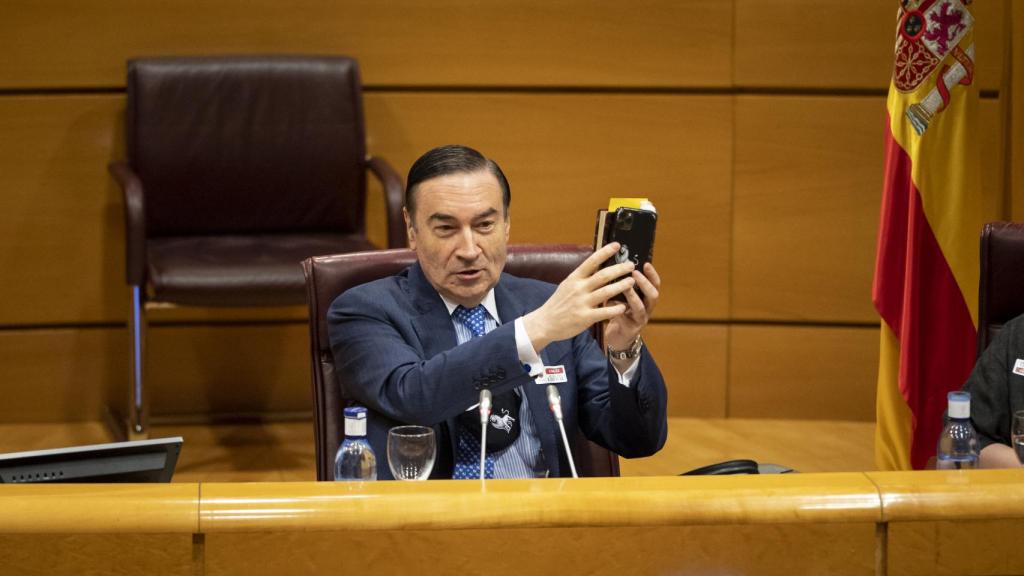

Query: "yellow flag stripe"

xmin=875 ymin=322 xmax=912 ymax=471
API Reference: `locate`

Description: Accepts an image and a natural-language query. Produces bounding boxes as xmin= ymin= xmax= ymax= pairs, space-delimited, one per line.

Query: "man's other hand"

xmin=604 ymin=259 xmax=660 ymax=355
xmin=523 ymin=242 xmax=656 ymax=353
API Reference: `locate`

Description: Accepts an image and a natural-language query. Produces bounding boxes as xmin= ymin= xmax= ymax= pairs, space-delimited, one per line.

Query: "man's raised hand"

xmin=522 ymin=242 xmax=635 ymax=352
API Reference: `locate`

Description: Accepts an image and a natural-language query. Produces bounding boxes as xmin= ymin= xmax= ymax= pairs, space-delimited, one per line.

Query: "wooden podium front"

xmin=2 ymin=471 xmax=1024 ymax=575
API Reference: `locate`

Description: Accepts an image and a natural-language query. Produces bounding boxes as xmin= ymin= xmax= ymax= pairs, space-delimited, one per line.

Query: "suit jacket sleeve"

xmin=570 ymin=328 xmax=668 ymax=458
xmin=963 ymin=317 xmax=1019 ymax=451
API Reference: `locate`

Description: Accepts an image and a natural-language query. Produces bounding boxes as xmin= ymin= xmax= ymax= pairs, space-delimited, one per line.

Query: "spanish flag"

xmin=873 ymin=0 xmax=984 ymax=470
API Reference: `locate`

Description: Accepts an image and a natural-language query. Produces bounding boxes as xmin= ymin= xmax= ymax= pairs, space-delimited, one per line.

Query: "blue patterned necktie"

xmin=451 ymin=305 xmax=496 ymax=479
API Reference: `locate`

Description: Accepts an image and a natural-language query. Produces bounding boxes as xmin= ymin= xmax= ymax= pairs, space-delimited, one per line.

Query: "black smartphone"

xmin=603 ymin=207 xmax=657 ymax=301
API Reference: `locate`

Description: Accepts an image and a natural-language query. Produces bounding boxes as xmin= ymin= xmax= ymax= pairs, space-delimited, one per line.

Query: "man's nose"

xmin=454 ymin=228 xmax=482 ymax=260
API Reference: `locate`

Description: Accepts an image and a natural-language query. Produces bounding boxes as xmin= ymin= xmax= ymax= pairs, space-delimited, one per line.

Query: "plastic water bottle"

xmin=334 ymin=406 xmax=377 ymax=481
xmin=936 ymin=391 xmax=979 ymax=470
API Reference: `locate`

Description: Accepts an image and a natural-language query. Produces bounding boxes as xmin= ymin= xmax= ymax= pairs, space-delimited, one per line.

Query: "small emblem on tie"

xmin=490 ymin=409 xmax=516 ymax=433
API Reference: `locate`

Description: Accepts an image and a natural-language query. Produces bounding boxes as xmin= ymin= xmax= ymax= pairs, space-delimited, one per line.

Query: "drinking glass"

xmin=1013 ymin=410 xmax=1024 ymax=465
xmin=387 ymin=425 xmax=436 ymax=481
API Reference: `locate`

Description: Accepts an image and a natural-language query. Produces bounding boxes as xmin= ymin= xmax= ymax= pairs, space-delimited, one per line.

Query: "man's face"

xmin=405 ymin=169 xmax=510 ymax=308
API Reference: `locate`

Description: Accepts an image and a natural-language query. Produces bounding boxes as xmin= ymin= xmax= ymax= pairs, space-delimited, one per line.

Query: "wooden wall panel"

xmin=980 ymin=98 xmax=1010 ymax=224
xmin=643 ymin=323 xmax=727 ymax=418
xmin=0 ymin=95 xmax=125 ymax=325
xmin=0 ymin=324 xmax=311 ymax=421
xmin=0 ymin=0 xmax=732 ymax=90
xmin=735 ymin=0 xmax=1005 ymax=91
xmin=732 ymin=96 xmax=1003 ymax=323
xmin=147 ymin=323 xmax=310 ymax=416
xmin=363 ymin=92 xmax=733 ymax=320
xmin=0 ymin=328 xmax=124 ymax=422
xmin=728 ymin=325 xmax=879 ymax=421
xmin=732 ymin=95 xmax=884 ymax=322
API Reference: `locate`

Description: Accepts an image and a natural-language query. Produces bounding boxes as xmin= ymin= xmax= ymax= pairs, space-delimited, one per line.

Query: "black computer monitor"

xmin=0 ymin=437 xmax=183 ymax=483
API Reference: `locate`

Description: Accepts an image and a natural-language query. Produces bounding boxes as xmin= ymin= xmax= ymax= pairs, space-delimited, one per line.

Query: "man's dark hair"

xmin=405 ymin=144 xmax=511 ymax=217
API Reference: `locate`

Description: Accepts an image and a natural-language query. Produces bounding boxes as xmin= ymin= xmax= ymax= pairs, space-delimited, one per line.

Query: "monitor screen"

xmin=0 ymin=437 xmax=183 ymax=483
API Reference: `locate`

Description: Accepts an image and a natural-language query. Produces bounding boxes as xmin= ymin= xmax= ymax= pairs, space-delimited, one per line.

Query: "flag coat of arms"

xmin=873 ymin=0 xmax=985 ymax=470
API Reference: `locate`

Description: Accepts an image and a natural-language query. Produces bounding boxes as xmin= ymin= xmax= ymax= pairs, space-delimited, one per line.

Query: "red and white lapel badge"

xmin=534 ymin=365 xmax=567 ymax=385
xmin=1013 ymin=359 xmax=1024 ymax=377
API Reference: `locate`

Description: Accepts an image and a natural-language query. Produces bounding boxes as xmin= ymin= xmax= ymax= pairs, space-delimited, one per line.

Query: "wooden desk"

xmin=3 ymin=471 xmax=1023 ymax=575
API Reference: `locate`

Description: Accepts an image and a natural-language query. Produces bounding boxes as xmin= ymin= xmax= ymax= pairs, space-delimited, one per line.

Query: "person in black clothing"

xmin=962 ymin=313 xmax=1024 ymax=468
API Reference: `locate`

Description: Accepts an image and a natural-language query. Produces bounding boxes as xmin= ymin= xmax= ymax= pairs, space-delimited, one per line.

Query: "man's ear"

xmin=403 ymin=207 xmax=417 ymax=250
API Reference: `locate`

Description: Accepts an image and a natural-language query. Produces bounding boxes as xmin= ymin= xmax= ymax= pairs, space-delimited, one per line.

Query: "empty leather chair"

xmin=109 ymin=55 xmax=405 ymax=438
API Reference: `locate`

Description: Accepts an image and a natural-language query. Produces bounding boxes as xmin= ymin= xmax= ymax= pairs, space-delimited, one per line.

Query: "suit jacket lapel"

xmin=407 ymin=262 xmax=458 ymax=357
xmin=405 ymin=263 xmax=462 ymax=469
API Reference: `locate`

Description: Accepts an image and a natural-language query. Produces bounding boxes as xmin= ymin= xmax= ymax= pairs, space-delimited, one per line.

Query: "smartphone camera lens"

xmin=618 ymin=211 xmax=634 ymax=231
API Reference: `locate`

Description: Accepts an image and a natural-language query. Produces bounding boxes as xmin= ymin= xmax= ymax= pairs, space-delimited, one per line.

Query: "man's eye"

xmin=476 ymin=221 xmax=495 ymax=231
xmin=434 ymin=225 xmax=455 ymax=234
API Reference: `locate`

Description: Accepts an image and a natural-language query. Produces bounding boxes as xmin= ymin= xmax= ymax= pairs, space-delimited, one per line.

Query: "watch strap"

xmin=607 ymin=336 xmax=643 ymax=360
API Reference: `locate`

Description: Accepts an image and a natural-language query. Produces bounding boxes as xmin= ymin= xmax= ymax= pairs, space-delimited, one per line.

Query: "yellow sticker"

xmin=608 ymin=197 xmax=649 ymax=211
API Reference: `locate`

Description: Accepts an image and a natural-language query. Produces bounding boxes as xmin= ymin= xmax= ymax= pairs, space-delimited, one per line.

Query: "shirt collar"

xmin=439 ymin=289 xmax=499 ymax=324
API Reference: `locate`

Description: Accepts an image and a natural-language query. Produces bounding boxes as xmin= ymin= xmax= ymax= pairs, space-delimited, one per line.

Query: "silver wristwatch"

xmin=607 ymin=336 xmax=643 ymax=361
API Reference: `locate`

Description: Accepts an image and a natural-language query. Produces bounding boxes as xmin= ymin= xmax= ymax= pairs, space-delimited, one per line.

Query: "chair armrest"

xmin=108 ymin=162 xmax=147 ymax=287
xmin=366 ymin=155 xmax=406 ymax=249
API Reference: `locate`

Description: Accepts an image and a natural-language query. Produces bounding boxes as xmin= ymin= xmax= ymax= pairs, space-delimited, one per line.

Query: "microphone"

xmin=478 ymin=389 xmax=493 ymax=481
xmin=546 ymin=385 xmax=578 ymax=479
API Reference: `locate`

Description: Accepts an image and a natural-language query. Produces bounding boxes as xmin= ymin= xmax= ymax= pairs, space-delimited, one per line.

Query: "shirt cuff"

xmin=615 ymin=357 xmax=640 ymax=388
xmin=514 ymin=317 xmax=544 ymax=377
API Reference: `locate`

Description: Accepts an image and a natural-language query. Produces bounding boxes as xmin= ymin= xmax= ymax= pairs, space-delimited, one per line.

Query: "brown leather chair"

xmin=303 ymin=245 xmax=621 ymax=481
xmin=109 ymin=55 xmax=405 ymax=438
xmin=978 ymin=222 xmax=1024 ymax=355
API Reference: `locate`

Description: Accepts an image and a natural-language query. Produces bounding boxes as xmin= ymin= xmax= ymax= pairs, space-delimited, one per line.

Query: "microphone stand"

xmin=478 ymin=390 xmax=492 ymax=481
xmin=546 ymin=385 xmax=578 ymax=479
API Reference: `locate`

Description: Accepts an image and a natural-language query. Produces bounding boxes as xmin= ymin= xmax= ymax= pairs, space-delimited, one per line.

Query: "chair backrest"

xmin=303 ymin=244 xmax=621 ymax=480
xmin=127 ymin=55 xmax=368 ymax=236
xmin=978 ymin=221 xmax=1024 ymax=355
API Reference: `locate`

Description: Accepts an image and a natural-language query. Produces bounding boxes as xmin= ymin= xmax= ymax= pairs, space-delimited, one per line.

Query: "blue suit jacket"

xmin=327 ymin=262 xmax=668 ymax=479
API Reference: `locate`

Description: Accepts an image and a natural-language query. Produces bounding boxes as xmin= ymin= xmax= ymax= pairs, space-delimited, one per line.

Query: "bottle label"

xmin=345 ymin=414 xmax=368 ymax=437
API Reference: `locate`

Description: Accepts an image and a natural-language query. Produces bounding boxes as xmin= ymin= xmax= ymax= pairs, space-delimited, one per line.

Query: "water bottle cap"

xmin=344 ymin=406 xmax=368 ymax=437
xmin=343 ymin=406 xmax=367 ymax=420
xmin=947 ymin=391 xmax=970 ymax=419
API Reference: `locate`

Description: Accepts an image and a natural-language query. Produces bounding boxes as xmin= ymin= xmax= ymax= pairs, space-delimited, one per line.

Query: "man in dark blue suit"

xmin=328 ymin=144 xmax=667 ymax=479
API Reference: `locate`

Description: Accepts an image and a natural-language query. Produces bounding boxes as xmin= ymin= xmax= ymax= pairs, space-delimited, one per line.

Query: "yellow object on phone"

xmin=608 ymin=197 xmax=648 ymax=211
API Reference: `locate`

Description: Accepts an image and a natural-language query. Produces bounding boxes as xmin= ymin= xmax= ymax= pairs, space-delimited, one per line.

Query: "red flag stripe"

xmin=873 ymin=123 xmax=911 ymax=335
xmin=872 ymin=117 xmax=977 ymax=469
